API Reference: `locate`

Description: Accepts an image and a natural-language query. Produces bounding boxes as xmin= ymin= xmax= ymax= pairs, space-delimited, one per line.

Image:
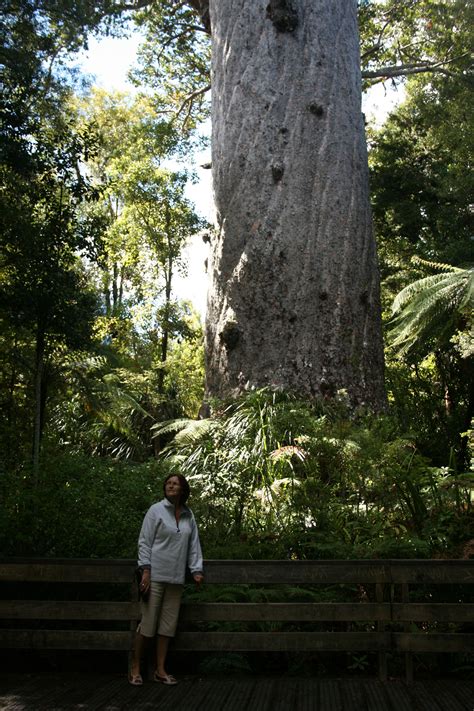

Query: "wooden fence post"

xmin=401 ymin=583 xmax=414 ymax=684
xmin=128 ymin=575 xmax=137 ymax=677
xmin=376 ymin=582 xmax=387 ymax=681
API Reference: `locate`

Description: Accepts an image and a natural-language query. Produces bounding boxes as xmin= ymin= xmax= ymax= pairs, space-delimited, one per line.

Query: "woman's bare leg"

xmin=130 ymin=632 xmax=149 ymax=677
xmin=156 ymin=635 xmax=171 ymax=677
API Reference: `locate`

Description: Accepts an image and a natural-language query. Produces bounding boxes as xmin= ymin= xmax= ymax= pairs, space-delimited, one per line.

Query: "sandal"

xmin=154 ymin=672 xmax=178 ymax=685
xmin=128 ymin=672 xmax=143 ymax=686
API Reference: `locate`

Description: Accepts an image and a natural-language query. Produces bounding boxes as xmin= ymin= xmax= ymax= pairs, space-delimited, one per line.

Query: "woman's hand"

xmin=193 ymin=573 xmax=204 ymax=588
xmin=140 ymin=569 xmax=151 ymax=594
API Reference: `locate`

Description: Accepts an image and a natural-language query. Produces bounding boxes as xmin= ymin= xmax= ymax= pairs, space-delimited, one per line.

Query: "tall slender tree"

xmin=0 ymin=2 xmax=100 ymax=473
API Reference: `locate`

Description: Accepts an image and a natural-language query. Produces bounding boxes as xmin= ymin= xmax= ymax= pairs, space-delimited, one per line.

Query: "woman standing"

xmin=129 ymin=473 xmax=203 ymax=686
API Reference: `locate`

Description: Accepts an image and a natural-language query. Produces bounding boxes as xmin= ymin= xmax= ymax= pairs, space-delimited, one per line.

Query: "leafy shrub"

xmin=2 ymin=389 xmax=472 ymax=561
xmin=0 ymin=453 xmax=169 ymax=557
xmin=156 ymin=389 xmax=473 ymax=560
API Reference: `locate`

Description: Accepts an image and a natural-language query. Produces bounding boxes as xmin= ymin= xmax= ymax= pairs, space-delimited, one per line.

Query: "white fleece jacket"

xmin=137 ymin=498 xmax=203 ymax=584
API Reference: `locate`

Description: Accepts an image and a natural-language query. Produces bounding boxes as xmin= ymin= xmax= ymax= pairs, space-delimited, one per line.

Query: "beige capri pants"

xmin=138 ymin=582 xmax=183 ymax=638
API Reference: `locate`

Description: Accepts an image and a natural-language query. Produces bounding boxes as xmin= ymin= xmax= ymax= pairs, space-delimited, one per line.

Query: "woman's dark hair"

xmin=163 ymin=473 xmax=190 ymax=504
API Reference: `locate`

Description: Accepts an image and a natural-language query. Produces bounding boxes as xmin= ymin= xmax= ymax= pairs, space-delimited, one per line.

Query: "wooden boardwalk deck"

xmin=0 ymin=674 xmax=472 ymax=710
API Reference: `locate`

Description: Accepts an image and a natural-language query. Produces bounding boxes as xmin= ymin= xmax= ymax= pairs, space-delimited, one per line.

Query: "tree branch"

xmin=362 ymin=53 xmax=471 ymax=81
xmin=108 ymin=0 xmax=211 ymax=34
xmin=363 ymin=63 xmax=440 ymax=79
xmin=360 ymin=18 xmax=392 ymax=61
xmin=111 ymin=0 xmax=154 ymax=11
xmin=176 ymin=83 xmax=211 ymax=119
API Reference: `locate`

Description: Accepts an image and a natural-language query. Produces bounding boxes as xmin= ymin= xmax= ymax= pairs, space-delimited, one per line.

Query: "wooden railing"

xmin=0 ymin=558 xmax=472 ymax=681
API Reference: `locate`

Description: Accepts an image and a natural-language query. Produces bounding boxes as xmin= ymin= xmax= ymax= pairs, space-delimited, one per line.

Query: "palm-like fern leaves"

xmin=151 ymin=417 xmax=218 ymax=448
xmin=387 ymin=258 xmax=473 ymax=360
xmin=50 ymin=354 xmax=155 ymax=459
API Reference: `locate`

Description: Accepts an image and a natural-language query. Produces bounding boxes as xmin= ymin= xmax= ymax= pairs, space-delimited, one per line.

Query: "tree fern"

xmin=387 ymin=258 xmax=473 ymax=360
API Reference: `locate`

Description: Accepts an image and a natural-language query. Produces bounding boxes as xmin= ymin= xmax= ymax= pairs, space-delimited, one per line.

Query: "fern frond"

xmin=152 ymin=417 xmax=218 ymax=446
xmin=391 ymin=272 xmax=465 ymax=314
xmin=151 ymin=418 xmax=197 ymax=436
xmin=173 ymin=419 xmax=218 ymax=446
xmin=387 ymin=265 xmax=473 ymax=360
xmin=459 ymin=268 xmax=474 ymax=310
xmin=100 ymin=378 xmax=152 ymax=419
xmin=411 ymin=255 xmax=464 ymax=273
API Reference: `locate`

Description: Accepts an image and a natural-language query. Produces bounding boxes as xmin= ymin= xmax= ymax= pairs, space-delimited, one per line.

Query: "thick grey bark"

xmin=206 ymin=0 xmax=386 ymax=409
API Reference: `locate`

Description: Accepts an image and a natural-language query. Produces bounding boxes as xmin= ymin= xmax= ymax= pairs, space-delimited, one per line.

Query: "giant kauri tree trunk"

xmin=206 ymin=0 xmax=386 ymax=409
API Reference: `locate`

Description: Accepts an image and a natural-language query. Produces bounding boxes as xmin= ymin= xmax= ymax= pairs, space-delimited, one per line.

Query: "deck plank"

xmin=294 ymin=678 xmax=319 ymax=711
xmin=273 ymin=677 xmax=299 ymax=710
xmin=192 ymin=677 xmax=237 ymax=711
xmin=214 ymin=678 xmax=256 ymax=711
xmin=383 ymin=680 xmax=417 ymax=711
xmin=0 ymin=674 xmax=43 ymax=711
xmin=319 ymin=679 xmax=344 ymax=711
xmin=0 ymin=674 xmax=472 ymax=711
xmin=449 ymin=680 xmax=474 ymax=709
xmin=96 ymin=678 xmax=173 ymax=711
xmin=243 ymin=678 xmax=277 ymax=710
xmin=364 ymin=680 xmax=392 ymax=711
xmin=339 ymin=679 xmax=368 ymax=711
xmin=427 ymin=680 xmax=472 ymax=711
xmin=408 ymin=681 xmax=448 ymax=711
xmin=54 ymin=677 xmax=126 ymax=711
xmin=149 ymin=678 xmax=201 ymax=711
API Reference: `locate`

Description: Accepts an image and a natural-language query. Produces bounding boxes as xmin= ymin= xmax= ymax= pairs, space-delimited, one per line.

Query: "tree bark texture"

xmin=206 ymin=0 xmax=386 ymax=409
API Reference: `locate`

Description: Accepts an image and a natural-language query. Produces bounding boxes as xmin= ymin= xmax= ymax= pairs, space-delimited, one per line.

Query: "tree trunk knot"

xmin=320 ymin=379 xmax=336 ymax=399
xmin=271 ymin=163 xmax=284 ymax=183
xmin=220 ymin=322 xmax=240 ymax=351
xmin=266 ymin=0 xmax=298 ymax=33
xmin=308 ymin=103 xmax=324 ymax=117
xmin=198 ymin=401 xmax=211 ymax=419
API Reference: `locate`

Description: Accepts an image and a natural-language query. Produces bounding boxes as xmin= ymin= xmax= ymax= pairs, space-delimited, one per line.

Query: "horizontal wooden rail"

xmin=179 ymin=602 xmax=393 ymax=622
xmin=388 ymin=561 xmax=474 ymax=584
xmin=3 ymin=600 xmax=473 ymax=623
xmin=1 ymin=558 xmax=472 ymax=584
xmin=0 ymin=559 xmax=133 ymax=584
xmin=173 ymin=631 xmax=392 ymax=653
xmin=391 ymin=602 xmax=474 ymax=622
xmin=392 ymin=633 xmax=474 ymax=653
xmin=0 ymin=601 xmax=139 ymax=620
xmin=199 ymin=560 xmax=392 ymax=584
xmin=0 ymin=630 xmax=132 ymax=650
